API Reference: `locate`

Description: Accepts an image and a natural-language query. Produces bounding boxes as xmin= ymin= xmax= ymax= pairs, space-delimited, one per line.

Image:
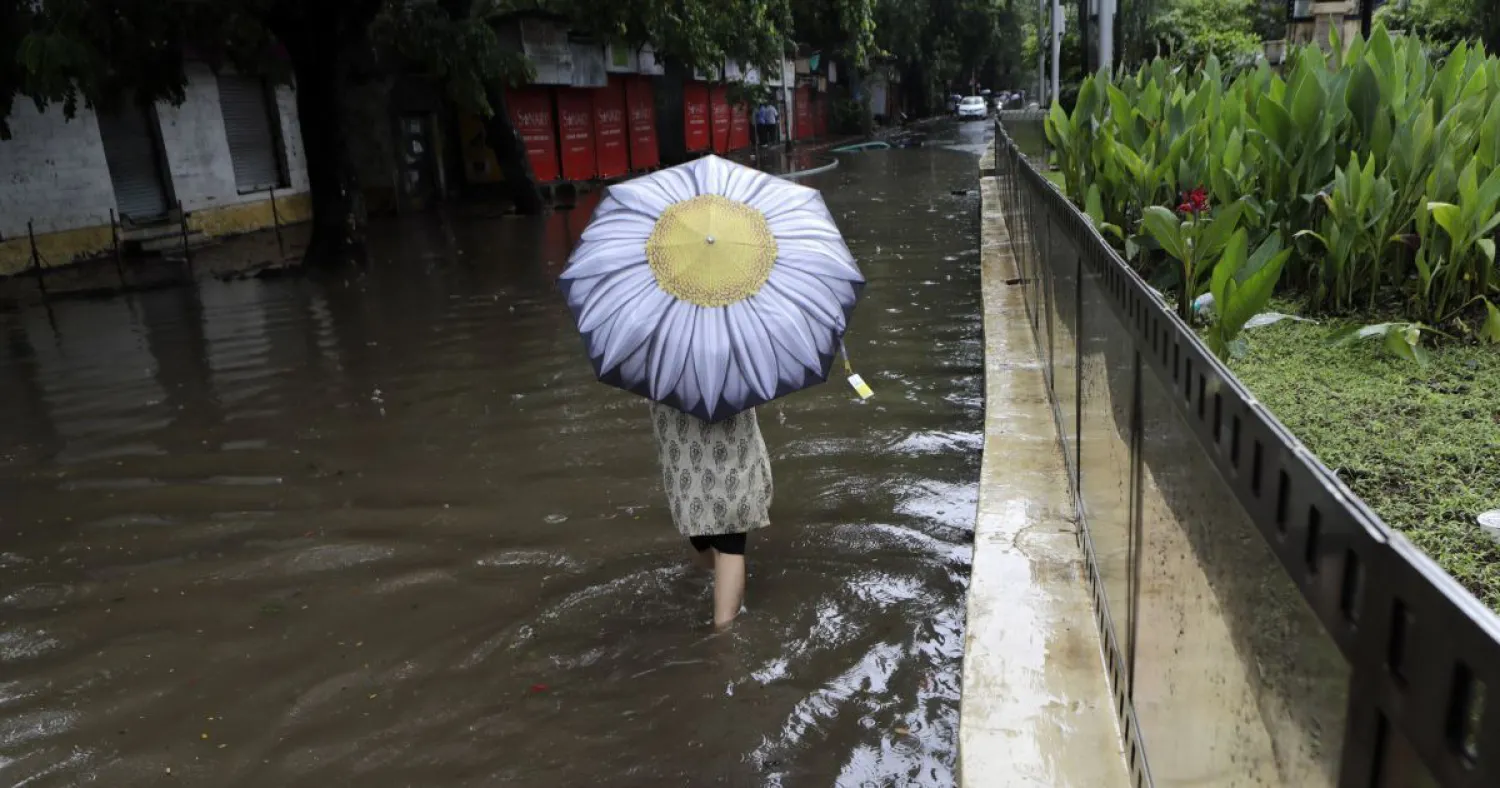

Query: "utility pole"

xmin=1098 ymin=0 xmax=1116 ymax=74
xmin=1038 ymin=0 xmax=1047 ymax=105
xmin=1050 ymin=0 xmax=1062 ymax=104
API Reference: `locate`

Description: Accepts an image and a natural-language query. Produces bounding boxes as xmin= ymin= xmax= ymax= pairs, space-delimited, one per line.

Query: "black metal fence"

xmin=991 ymin=119 xmax=1500 ymax=788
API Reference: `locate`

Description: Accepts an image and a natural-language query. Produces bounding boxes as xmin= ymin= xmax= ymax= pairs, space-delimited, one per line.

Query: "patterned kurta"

xmin=649 ymin=402 xmax=774 ymax=537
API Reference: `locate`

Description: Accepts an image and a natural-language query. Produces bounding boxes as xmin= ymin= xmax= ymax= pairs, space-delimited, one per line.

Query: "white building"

xmin=0 ymin=63 xmax=310 ymax=276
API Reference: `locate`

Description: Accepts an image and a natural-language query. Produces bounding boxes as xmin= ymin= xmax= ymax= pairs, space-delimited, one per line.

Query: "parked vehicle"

xmin=956 ymin=96 xmax=988 ymax=120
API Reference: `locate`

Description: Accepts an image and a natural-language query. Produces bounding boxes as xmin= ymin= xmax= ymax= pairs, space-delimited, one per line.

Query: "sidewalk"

xmin=957 ymin=168 xmax=1128 ymax=787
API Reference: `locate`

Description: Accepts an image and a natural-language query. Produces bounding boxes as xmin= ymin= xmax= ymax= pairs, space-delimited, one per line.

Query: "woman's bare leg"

xmin=713 ymin=551 xmax=746 ymax=627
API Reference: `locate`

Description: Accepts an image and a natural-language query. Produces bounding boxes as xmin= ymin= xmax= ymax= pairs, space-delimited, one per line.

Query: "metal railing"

xmin=991 ymin=118 xmax=1500 ymax=788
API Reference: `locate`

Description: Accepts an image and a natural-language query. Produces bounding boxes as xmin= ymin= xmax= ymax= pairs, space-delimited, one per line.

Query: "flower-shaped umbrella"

xmin=559 ymin=155 xmax=863 ymax=422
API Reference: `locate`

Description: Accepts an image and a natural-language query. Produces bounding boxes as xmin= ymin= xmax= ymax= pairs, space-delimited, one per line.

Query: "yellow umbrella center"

xmin=646 ymin=194 xmax=778 ymax=307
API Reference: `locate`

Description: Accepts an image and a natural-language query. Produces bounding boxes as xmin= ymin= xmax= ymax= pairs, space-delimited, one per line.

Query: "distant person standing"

xmin=754 ymin=104 xmax=772 ymax=146
xmin=766 ymin=101 xmax=780 ymax=145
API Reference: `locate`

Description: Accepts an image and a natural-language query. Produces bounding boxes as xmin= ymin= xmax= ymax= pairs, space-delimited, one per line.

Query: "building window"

xmin=216 ymin=74 xmax=288 ymax=193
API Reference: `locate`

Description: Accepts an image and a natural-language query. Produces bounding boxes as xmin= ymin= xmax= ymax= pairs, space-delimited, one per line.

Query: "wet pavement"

xmin=0 ymin=123 xmax=993 ymax=785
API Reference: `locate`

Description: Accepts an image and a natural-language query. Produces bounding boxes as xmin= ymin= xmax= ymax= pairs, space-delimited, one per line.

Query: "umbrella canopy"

xmin=560 ymin=155 xmax=864 ymax=422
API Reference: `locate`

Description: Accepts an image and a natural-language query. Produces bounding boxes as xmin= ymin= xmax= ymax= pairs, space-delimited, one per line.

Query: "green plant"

xmin=1207 ymin=230 xmax=1292 ymax=359
xmin=1141 ymin=189 xmax=1247 ymax=319
xmin=1328 ymin=322 xmax=1447 ymax=365
xmin=1043 ymin=25 xmax=1500 ymax=346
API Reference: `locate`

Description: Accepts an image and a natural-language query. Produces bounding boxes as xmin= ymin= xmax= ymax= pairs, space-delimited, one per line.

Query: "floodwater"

xmin=0 ymin=122 xmax=990 ymax=786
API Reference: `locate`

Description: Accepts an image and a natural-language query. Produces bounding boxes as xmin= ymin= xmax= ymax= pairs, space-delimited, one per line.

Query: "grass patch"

xmin=1042 ymin=170 xmax=1065 ymax=188
xmin=1229 ymin=315 xmax=1500 ymax=610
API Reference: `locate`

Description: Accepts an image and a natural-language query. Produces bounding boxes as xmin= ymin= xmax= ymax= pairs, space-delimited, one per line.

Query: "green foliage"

xmin=1045 ymin=26 xmax=1500 ymax=348
xmin=1377 ymin=0 xmax=1500 ymax=52
xmin=1208 ymin=230 xmax=1292 ymax=358
xmin=875 ymin=0 xmax=1021 ymax=113
xmin=1148 ymin=0 xmax=1264 ymax=66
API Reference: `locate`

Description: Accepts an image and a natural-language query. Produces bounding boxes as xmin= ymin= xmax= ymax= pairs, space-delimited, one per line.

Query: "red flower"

xmin=1178 ymin=188 xmax=1210 ymax=216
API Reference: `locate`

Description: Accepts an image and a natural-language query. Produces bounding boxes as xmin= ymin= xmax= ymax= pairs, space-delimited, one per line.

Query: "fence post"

xmin=27 ymin=220 xmax=49 ymax=299
xmin=110 ymin=209 xmax=126 ymax=288
xmin=177 ymin=200 xmax=193 ymax=275
xmin=269 ymin=186 xmax=285 ymax=260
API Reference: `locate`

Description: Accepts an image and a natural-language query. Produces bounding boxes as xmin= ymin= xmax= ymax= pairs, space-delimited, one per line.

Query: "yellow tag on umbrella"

xmin=848 ymin=374 xmax=875 ymax=399
xmin=841 ymin=342 xmax=874 ymax=399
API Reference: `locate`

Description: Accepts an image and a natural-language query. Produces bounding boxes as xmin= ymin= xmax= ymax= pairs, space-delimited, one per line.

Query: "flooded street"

xmin=1 ymin=122 xmax=990 ymax=786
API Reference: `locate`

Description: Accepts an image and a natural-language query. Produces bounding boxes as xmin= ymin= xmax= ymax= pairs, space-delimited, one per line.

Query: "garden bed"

xmin=1230 ymin=313 xmax=1500 ymax=609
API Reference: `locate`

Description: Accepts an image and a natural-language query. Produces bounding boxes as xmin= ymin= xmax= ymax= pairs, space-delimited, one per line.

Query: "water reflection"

xmin=0 ymin=125 xmax=987 ymax=786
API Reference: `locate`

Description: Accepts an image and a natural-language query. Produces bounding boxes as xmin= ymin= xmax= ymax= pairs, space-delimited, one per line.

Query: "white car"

xmin=956 ymin=96 xmax=988 ymax=120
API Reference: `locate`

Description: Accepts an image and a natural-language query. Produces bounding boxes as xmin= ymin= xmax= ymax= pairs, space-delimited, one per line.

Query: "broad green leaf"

xmin=1197 ymin=201 xmax=1247 ymax=259
xmin=1480 ymin=238 xmax=1497 ymax=264
xmin=1222 ymin=249 xmax=1291 ymax=336
xmin=1291 ymin=71 xmax=1327 ymax=132
xmin=1428 ymin=202 xmax=1462 ymax=239
xmin=1142 ymin=206 xmax=1188 ymax=263
xmin=1346 ymin=61 xmax=1380 ymax=139
xmin=1256 ymin=95 xmax=1293 ymax=150
xmin=1211 ymin=228 xmax=1248 ymax=310
xmin=1483 ymin=300 xmax=1500 ymax=344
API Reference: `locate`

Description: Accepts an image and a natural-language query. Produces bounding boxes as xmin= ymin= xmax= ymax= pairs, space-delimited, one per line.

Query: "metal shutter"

xmin=216 ymin=75 xmax=283 ymax=192
xmin=97 ymin=106 xmax=170 ymax=221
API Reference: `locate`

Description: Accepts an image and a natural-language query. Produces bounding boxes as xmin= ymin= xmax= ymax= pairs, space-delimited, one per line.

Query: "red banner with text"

xmin=592 ymin=78 xmax=629 ymax=180
xmin=505 ymin=87 xmax=560 ymax=183
xmin=625 ymin=76 xmax=659 ymax=171
xmin=709 ymin=85 xmax=731 ymax=154
xmin=683 ymin=82 xmax=710 ymax=152
xmin=556 ymin=89 xmax=596 ymax=181
xmin=729 ymin=103 xmax=751 ymax=150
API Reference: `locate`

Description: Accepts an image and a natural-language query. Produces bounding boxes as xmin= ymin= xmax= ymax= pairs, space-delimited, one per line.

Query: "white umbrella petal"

xmin=721 ymin=354 xmax=750 ymax=410
xmin=656 ymin=165 xmax=699 ymax=203
xmin=724 ymin=165 xmax=771 ymax=204
xmin=577 ymin=267 xmax=655 ymax=334
xmin=765 ymin=267 xmax=850 ymax=331
xmin=767 ymin=211 xmax=847 ymax=242
xmin=776 ymin=248 xmax=862 ymax=283
xmin=580 ymin=208 xmax=656 ymax=243
xmin=647 ymin=302 xmax=697 ymax=400
xmin=778 ymin=236 xmax=856 ymax=266
xmin=562 ymin=237 xmax=648 ymax=281
xmin=747 ymin=289 xmax=824 ymax=373
xmin=598 ymin=285 xmax=672 ymax=374
xmin=619 ymin=342 xmax=650 ymax=383
xmin=607 ymin=179 xmax=674 ymax=218
xmin=752 ymin=181 xmax=821 ymax=220
xmin=692 ymin=308 xmax=732 ymax=417
xmin=693 ymin=155 xmax=732 ymax=197
xmin=725 ymin=303 xmax=778 ymax=401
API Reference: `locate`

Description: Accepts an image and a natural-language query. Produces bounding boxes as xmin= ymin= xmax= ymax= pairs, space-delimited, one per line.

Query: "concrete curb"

xmin=956 ymin=171 xmax=1129 ymax=787
xmin=777 ymin=158 xmax=840 ymax=181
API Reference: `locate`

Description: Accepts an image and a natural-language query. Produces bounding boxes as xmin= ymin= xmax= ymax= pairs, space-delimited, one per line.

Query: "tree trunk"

xmin=270 ymin=0 xmax=382 ymax=267
xmin=288 ymin=45 xmax=367 ymax=266
xmin=483 ymin=84 xmax=545 ymax=215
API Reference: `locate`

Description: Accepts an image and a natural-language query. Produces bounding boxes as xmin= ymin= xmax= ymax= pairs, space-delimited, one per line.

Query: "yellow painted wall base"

xmin=0 ymin=193 xmax=313 ymax=278
xmin=0 ymin=226 xmax=115 ymax=277
xmin=188 ymin=193 xmax=313 ymax=237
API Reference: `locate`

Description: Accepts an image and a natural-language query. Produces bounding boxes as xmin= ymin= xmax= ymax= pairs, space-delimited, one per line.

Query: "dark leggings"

xmin=689 ymin=532 xmax=747 ymax=555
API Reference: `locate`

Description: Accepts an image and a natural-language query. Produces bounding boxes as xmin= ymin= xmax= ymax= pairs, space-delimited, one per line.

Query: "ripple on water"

xmin=0 ymin=629 xmax=63 ymax=661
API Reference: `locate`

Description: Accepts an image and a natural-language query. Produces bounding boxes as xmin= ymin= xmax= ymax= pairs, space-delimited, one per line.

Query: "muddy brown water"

xmin=1 ymin=125 xmax=988 ymax=786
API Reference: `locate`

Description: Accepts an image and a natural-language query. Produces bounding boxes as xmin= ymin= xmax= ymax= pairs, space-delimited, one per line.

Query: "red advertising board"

xmin=556 ymin=89 xmax=596 ymax=181
xmin=506 ymin=87 xmax=560 ymax=183
xmin=729 ymin=103 xmax=751 ymax=150
xmin=625 ymin=76 xmax=659 ymax=171
xmin=794 ymin=86 xmax=813 ymax=141
xmin=709 ymin=85 xmax=731 ymax=154
xmin=814 ymin=93 xmax=828 ymax=138
xmin=592 ymin=77 xmax=629 ymax=180
xmin=683 ymin=82 xmax=710 ymax=152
